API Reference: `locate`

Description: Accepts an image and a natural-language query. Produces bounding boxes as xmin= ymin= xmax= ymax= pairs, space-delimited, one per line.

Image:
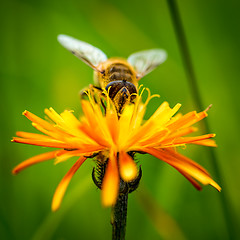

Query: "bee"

xmin=58 ymin=34 xmax=167 ymax=113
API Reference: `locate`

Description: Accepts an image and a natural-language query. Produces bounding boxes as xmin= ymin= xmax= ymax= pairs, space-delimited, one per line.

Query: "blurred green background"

xmin=1 ymin=0 xmax=240 ymax=239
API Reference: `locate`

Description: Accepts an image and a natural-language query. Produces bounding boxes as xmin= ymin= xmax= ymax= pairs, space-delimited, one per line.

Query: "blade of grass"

xmin=167 ymin=0 xmax=236 ymax=239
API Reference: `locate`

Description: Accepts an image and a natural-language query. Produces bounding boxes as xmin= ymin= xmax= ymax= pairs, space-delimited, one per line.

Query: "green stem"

xmin=111 ymin=193 xmax=128 ymax=240
xmin=167 ymin=0 xmax=236 ymax=239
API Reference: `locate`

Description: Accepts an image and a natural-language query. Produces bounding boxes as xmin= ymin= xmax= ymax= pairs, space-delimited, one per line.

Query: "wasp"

xmin=58 ymin=34 xmax=167 ymax=113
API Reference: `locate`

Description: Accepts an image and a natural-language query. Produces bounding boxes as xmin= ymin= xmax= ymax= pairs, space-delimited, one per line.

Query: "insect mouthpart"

xmin=105 ymin=80 xmax=137 ymax=114
xmin=105 ymin=80 xmax=137 ymax=101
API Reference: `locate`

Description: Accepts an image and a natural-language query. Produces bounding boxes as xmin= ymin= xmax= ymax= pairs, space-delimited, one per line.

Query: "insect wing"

xmin=127 ymin=49 xmax=167 ymax=79
xmin=58 ymin=34 xmax=108 ymax=71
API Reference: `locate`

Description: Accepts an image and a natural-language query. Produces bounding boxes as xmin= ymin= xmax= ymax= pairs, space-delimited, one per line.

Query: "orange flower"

xmin=12 ymin=88 xmax=221 ymax=210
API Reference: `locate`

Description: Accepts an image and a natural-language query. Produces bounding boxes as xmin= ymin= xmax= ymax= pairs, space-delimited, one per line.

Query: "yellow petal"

xmin=54 ymin=151 xmax=78 ymax=164
xmin=163 ymin=134 xmax=216 ymax=147
xmin=119 ymin=151 xmax=138 ymax=182
xmin=51 ymin=156 xmax=86 ymax=211
xmin=118 ymin=104 xmax=134 ymax=143
xmin=140 ymin=147 xmax=221 ymax=192
xmin=12 ymin=150 xmax=62 ymax=174
xmin=32 ymin=123 xmax=63 ymax=140
xmin=176 ymin=168 xmax=202 ymax=190
xmin=138 ymin=129 xmax=169 ymax=147
xmin=16 ymin=131 xmax=51 ymax=140
xmin=123 ymin=103 xmax=181 ymax=150
xmin=167 ymin=111 xmax=207 ymax=131
xmin=165 ymin=127 xmax=198 ymax=139
xmin=106 ymin=109 xmax=119 ymax=144
xmin=54 ymin=147 xmax=104 ymax=164
xmin=23 ymin=110 xmax=57 ymax=132
xmin=45 ymin=107 xmax=64 ymax=125
xmin=12 ymin=137 xmax=71 ymax=148
xmin=101 ymin=152 xmax=119 ymax=207
xmin=81 ymin=100 xmax=113 ymax=147
xmin=80 ymin=125 xmax=111 ymax=147
xmin=192 ymin=139 xmax=217 ymax=147
xmin=60 ymin=110 xmax=80 ymax=128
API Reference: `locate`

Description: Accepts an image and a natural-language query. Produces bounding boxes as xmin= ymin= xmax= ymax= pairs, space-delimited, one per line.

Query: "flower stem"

xmin=167 ymin=0 xmax=236 ymax=238
xmin=111 ymin=193 xmax=128 ymax=240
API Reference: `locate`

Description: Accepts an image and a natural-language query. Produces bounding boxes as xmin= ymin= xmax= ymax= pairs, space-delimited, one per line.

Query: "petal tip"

xmin=176 ymin=103 xmax=182 ymax=108
xmin=215 ymin=184 xmax=222 ymax=192
xmin=121 ymin=167 xmax=137 ymax=182
xmin=101 ymin=194 xmax=117 ymax=207
xmin=205 ymin=104 xmax=213 ymax=112
xmin=51 ymin=201 xmax=60 ymax=212
xmin=12 ymin=168 xmax=18 ymax=175
xmin=22 ymin=110 xmax=28 ymax=116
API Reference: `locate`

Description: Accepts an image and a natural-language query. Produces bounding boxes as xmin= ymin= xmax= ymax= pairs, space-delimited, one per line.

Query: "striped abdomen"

xmin=108 ymin=63 xmax=134 ymax=82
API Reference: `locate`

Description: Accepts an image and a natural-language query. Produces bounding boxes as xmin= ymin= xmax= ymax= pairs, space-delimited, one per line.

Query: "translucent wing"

xmin=127 ymin=49 xmax=167 ymax=79
xmin=57 ymin=34 xmax=108 ymax=71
